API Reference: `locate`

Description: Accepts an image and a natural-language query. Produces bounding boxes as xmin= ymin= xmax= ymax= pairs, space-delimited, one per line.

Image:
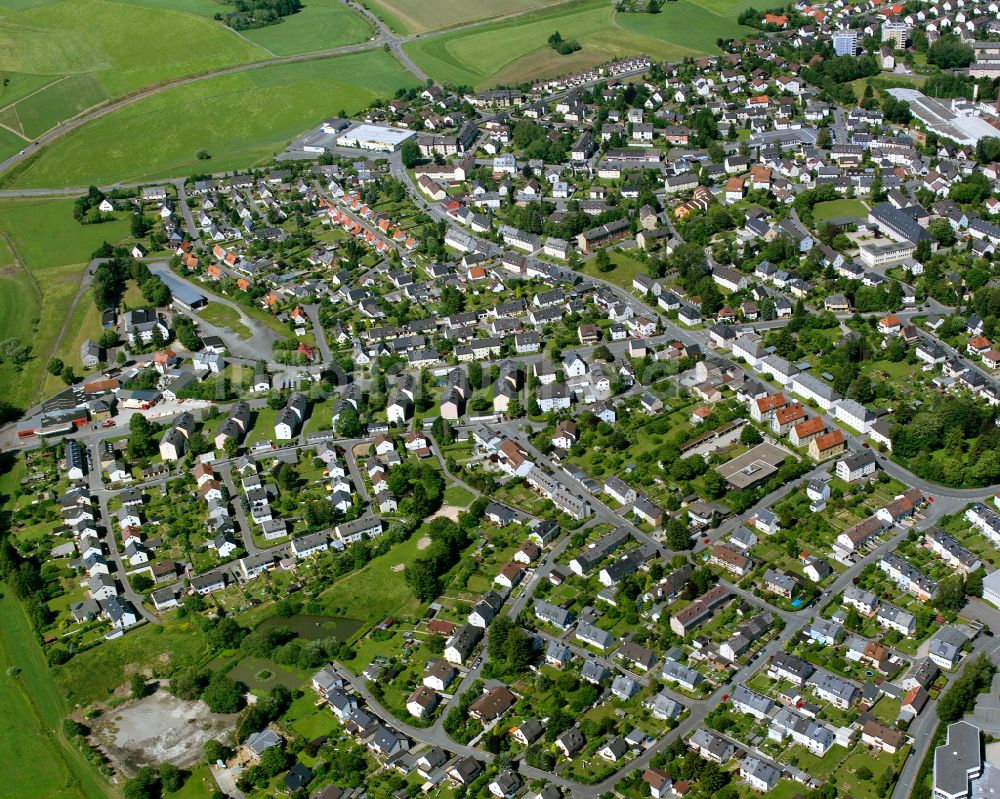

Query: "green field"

xmin=237 ymin=0 xmax=373 ymax=55
xmin=0 ymin=0 xmax=270 ymax=138
xmin=812 ymin=198 xmax=870 ymax=223
xmin=321 ymin=530 xmax=428 ymax=624
xmin=0 ymin=590 xmax=112 ymax=799
xmin=580 ymin=247 xmax=648 ymax=290
xmin=0 ymin=123 xmax=28 ymax=161
xmin=367 ymin=0 xmax=564 ymax=34
xmin=403 ymin=0 xmax=725 ymax=88
xmin=613 ymin=0 xmax=756 ymax=56
xmin=11 ymin=50 xmax=421 ymax=187
xmin=0 ymin=199 xmax=131 ymax=407
xmin=197 ymin=302 xmax=254 ymax=339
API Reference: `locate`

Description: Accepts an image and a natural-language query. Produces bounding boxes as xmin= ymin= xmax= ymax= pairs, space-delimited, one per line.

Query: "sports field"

xmin=402 ymin=0 xmax=724 ymax=89
xmin=0 ymin=0 xmax=271 ymax=138
xmin=367 ymin=0 xmax=564 ymax=34
xmin=9 ymin=49 xmax=421 ymax=187
xmin=0 ymin=198 xmax=131 ymax=407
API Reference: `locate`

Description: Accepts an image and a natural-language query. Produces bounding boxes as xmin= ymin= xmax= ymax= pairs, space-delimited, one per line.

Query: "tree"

xmin=739 ymin=425 xmax=762 ymax=446
xmin=131 ymin=673 xmax=153 ymax=699
xmin=929 ymin=218 xmax=956 ymax=246
xmin=334 ymin=406 xmax=363 ymax=438
xmin=47 ymin=358 xmax=64 ymax=375
xmin=159 ymin=763 xmax=183 ymax=793
xmin=200 ymin=672 xmax=246 ymax=714
xmin=131 ymin=573 xmax=154 ymax=592
xmin=400 ymin=139 xmax=421 ymax=168
xmin=124 ymin=767 xmax=161 ymax=799
xmin=857 ymin=766 xmax=874 ymax=781
xmin=128 ymin=413 xmax=158 ymax=460
xmin=204 ymin=739 xmax=232 ymax=765
xmin=928 ymin=34 xmax=974 ymax=69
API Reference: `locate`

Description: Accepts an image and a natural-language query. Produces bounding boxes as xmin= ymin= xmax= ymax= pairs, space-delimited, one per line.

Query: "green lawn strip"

xmin=0 ymin=590 xmax=111 ymax=799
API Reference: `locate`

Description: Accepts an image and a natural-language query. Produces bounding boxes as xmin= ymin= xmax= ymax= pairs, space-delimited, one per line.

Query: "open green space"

xmin=196 ymin=301 xmax=254 ymax=340
xmin=442 ymin=484 xmax=475 ymax=507
xmin=0 ymin=198 xmax=131 ymax=270
xmin=53 ymin=618 xmax=216 ymax=706
xmin=367 ymin=0 xmax=564 ymax=34
xmin=10 ymin=49 xmax=420 ymax=187
xmin=320 ymin=529 xmax=430 ymax=624
xmin=0 ymin=124 xmax=27 ymax=162
xmin=580 ymin=247 xmax=648 ymax=291
xmin=812 ymin=198 xmax=870 ymax=224
xmin=0 ymin=0 xmax=267 ymax=137
xmin=0 ymin=590 xmax=111 ymax=799
xmin=614 ymin=0 xmax=756 ymax=56
xmin=403 ymin=0 xmax=704 ymax=89
xmin=236 ymin=0 xmax=372 ymax=55
xmin=0 ymin=198 xmax=131 ymax=407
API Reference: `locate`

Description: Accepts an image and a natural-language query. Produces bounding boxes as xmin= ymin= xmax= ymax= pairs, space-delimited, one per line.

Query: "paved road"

xmin=303 ymin=303 xmax=333 ymax=364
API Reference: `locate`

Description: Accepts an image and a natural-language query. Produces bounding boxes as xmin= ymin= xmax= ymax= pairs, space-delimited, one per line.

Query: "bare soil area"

xmin=95 ymin=690 xmax=236 ymax=774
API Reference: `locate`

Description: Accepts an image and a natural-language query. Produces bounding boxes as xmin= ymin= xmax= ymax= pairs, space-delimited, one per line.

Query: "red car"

xmin=703 ymin=536 xmax=711 ymax=544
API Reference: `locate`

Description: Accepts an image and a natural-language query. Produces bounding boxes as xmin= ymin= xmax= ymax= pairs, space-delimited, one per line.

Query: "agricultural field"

xmin=613 ymin=0 xmax=757 ymax=56
xmin=236 ymin=0 xmax=373 ymax=55
xmin=10 ymin=49 xmax=421 ymax=187
xmin=366 ymin=0 xmax=564 ymax=34
xmin=0 ymin=592 xmax=112 ymax=799
xmin=403 ymin=0 xmax=707 ymax=89
xmin=0 ymin=198 xmax=132 ymax=408
xmin=0 ymin=0 xmax=270 ymax=139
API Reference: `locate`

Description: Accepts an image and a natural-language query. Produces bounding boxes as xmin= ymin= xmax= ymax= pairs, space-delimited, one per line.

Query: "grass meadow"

xmin=237 ymin=0 xmax=373 ymax=55
xmin=402 ymin=0 xmax=708 ymax=89
xmin=0 ymin=591 xmax=112 ymax=799
xmin=10 ymin=50 xmax=420 ymax=187
xmin=0 ymin=0 xmax=271 ymax=137
xmin=0 ymin=198 xmax=131 ymax=408
xmin=367 ymin=0 xmax=564 ymax=34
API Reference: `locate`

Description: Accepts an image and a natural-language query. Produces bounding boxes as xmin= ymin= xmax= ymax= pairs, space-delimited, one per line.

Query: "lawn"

xmin=0 ymin=591 xmax=112 ymax=799
xmin=236 ymin=0 xmax=373 ymax=55
xmin=11 ymin=49 xmax=420 ymax=187
xmin=443 ymin=484 xmax=475 ymax=508
xmin=320 ymin=530 xmax=428 ymax=624
xmin=403 ymin=0 xmax=704 ymax=89
xmin=0 ymin=0 xmax=267 ymax=137
xmin=581 ymin=247 xmax=649 ymax=291
xmin=367 ymin=0 xmax=564 ymax=34
xmin=812 ymin=199 xmax=870 ymax=224
xmin=197 ymin=302 xmax=253 ymax=339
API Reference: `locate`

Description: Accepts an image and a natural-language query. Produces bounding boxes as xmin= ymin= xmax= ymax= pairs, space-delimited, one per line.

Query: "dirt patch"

xmin=95 ymin=691 xmax=236 ymax=775
xmin=416 ymin=536 xmax=432 ymax=551
xmin=428 ymin=505 xmax=462 ymax=522
xmin=391 ymin=563 xmax=405 ymax=572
